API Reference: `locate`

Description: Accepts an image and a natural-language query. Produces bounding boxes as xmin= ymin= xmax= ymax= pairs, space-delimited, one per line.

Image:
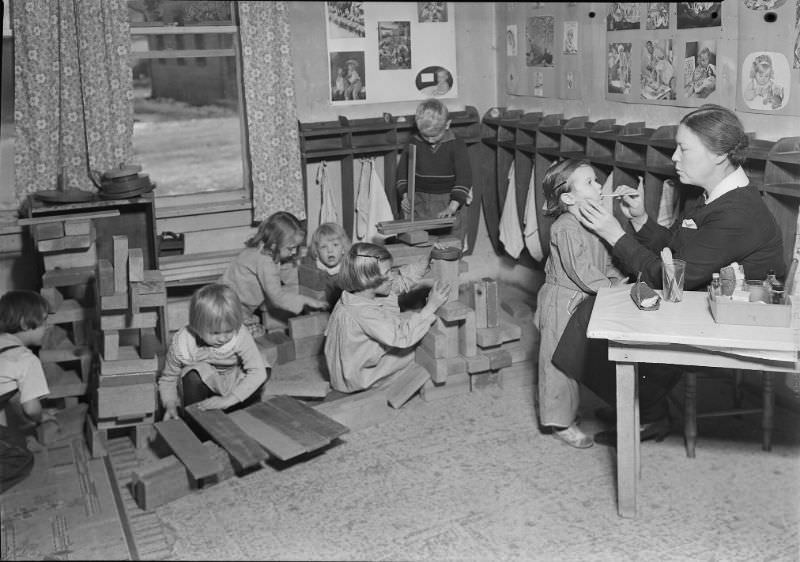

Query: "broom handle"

xmin=408 ymin=144 xmax=416 ymax=223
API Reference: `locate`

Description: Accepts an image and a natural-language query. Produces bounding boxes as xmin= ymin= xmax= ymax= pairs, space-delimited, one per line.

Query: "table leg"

xmin=684 ymin=371 xmax=697 ymax=458
xmin=762 ymin=371 xmax=774 ymax=452
xmin=616 ymin=361 xmax=639 ymax=518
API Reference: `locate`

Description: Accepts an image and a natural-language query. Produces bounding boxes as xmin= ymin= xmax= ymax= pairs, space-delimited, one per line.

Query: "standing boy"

xmin=396 ymin=99 xmax=473 ymax=245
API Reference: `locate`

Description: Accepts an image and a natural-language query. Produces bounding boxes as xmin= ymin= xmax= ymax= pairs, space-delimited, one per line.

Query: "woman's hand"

xmin=578 ymin=200 xmax=627 ymax=246
xmin=613 ymin=176 xmax=646 ymax=222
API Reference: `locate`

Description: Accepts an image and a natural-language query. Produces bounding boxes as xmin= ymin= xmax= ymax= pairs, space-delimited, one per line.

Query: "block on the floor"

xmin=387 ymin=364 xmax=430 ymax=409
xmin=184 ymin=405 xmax=269 ymax=471
xmin=263 ymin=355 xmax=330 ymax=398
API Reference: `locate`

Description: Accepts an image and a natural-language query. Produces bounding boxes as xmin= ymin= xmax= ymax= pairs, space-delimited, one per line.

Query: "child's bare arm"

xmin=421 ymin=280 xmax=450 ymax=315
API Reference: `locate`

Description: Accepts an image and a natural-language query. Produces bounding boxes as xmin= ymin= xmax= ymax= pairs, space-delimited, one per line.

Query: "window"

xmin=0 ymin=1 xmax=15 ymax=212
xmin=127 ymin=1 xmax=248 ymax=205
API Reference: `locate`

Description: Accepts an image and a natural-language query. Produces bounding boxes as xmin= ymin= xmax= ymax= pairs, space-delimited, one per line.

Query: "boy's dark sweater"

xmin=614 ymin=185 xmax=785 ymax=290
xmin=396 ymin=130 xmax=472 ymax=205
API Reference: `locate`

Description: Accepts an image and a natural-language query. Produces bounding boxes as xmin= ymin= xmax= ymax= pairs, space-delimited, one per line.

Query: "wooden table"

xmin=587 ymin=286 xmax=798 ymax=518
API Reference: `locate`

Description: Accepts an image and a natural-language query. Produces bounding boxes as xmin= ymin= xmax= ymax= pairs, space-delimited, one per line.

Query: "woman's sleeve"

xmin=229 ymin=329 xmax=268 ymax=403
xmin=554 ymin=227 xmax=615 ymax=294
xmin=612 ymin=216 xmax=675 ymax=288
xmin=356 ymin=304 xmax=436 ymax=349
xmin=257 ymin=258 xmax=306 ymax=315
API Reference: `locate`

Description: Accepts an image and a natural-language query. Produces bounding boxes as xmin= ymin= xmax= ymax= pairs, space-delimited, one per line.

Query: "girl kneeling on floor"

xmin=324 ymin=242 xmax=450 ymax=394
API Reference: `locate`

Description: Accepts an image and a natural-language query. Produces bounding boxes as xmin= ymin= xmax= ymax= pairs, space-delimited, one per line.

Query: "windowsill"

xmin=155 ymin=192 xmax=252 ymax=219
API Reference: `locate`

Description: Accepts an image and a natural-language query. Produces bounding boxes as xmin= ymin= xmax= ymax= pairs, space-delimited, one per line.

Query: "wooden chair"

xmin=682 ymin=258 xmax=797 ymax=457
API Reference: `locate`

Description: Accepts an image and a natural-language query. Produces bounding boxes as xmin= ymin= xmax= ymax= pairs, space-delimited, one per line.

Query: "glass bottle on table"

xmin=710 ymin=273 xmax=721 ymax=298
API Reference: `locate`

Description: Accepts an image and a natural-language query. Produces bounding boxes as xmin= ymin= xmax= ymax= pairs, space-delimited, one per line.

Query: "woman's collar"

xmin=705 ymin=166 xmax=749 ymax=205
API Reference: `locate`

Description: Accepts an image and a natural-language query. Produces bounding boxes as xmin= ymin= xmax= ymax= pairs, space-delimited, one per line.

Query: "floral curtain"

xmin=238 ymin=1 xmax=305 ymax=221
xmin=13 ymin=0 xmax=133 ymax=206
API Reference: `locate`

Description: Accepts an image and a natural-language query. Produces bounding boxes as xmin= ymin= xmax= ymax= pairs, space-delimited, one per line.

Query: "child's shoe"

xmin=552 ymin=423 xmax=594 ymax=449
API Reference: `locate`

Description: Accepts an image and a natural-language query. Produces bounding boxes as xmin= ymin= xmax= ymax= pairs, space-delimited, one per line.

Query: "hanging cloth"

xmin=523 ymin=164 xmax=543 ymax=261
xmin=499 ymin=160 xmax=524 ymax=259
xmin=656 ymin=178 xmax=679 ymax=227
xmin=354 ymin=158 xmax=394 ymax=244
xmin=318 ymin=161 xmax=338 ymax=225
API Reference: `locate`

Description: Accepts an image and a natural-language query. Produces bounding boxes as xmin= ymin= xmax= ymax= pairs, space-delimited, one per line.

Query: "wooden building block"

xmin=131 ymin=455 xmax=193 ymax=510
xmin=42 ymin=266 xmax=94 ymax=288
xmin=85 ymin=416 xmax=108 ymax=458
xmin=32 ymin=221 xmax=64 ymax=242
xmin=446 ymin=355 xmax=467 ymax=377
xmin=244 ymin=398 xmax=343 ymax=453
xmin=128 ymin=247 xmax=144 ymax=282
xmin=288 ymin=311 xmax=330 ymax=340
xmin=113 ymin=235 xmax=129 ymax=294
xmin=42 ymin=242 xmax=97 ymax=270
xmin=386 ymin=364 xmax=430 ymax=409
xmin=101 ymin=330 xmax=120 ymax=361
xmin=437 ymin=301 xmax=473 ymax=322
xmin=167 ymin=295 xmax=191 ymax=331
xmin=484 ymin=348 xmax=512 ymax=371
xmin=99 ymin=345 xmax=158 ymax=375
xmin=459 ymin=308 xmax=477 ymax=357
xmin=397 ymin=230 xmax=429 ymax=245
xmin=431 ymin=258 xmax=460 ymax=302
xmin=499 ymin=321 xmax=522 ymax=343
xmin=46 ymin=299 xmax=91 ymax=325
xmin=139 ymin=328 xmax=162 ymax=360
xmin=42 ymin=362 xmax=86 ymax=398
xmin=297 ymin=261 xmax=329 ymax=291
xmin=96 ymin=258 xmax=115 ymax=297
xmin=98 ymin=371 xmax=155 ymax=387
xmin=130 ymin=286 xmax=167 ymax=315
xmin=419 ymin=324 xmax=449 ymax=359
xmin=155 ymin=418 xmax=223 ymax=480
xmin=472 ymin=279 xmax=489 ymax=328
xmin=100 ymin=291 xmax=128 ymax=311
xmin=64 ymin=219 xmax=91 ymax=236
xmin=100 ymin=310 xmax=158 ymax=331
xmin=228 ymin=409 xmax=307 ymax=461
xmin=476 ymin=326 xmax=505 ymax=349
xmin=94 ymin=383 xmax=156 ymax=419
xmin=442 ymin=321 xmax=460 ymax=358
xmin=415 ymin=345 xmax=449 ymax=384
xmin=40 ymin=287 xmax=63 ymax=313
xmin=184 ymin=405 xmax=269 ymax=471
xmin=501 ymin=298 xmax=533 ymax=320
xmin=420 ymin=373 xmax=470 ymax=402
xmin=385 ymin=242 xmax=432 ymax=267
xmin=37 ymin=403 xmax=88 ymax=446
xmin=37 ymin=232 xmax=93 ymax=254
xmin=314 ymin=386 xmax=395 ymax=432
xmin=483 ymin=278 xmax=499 ymax=327
xmin=255 ymin=331 xmax=296 ymax=367
xmin=293 ymin=334 xmax=324 ymax=359
xmin=465 ymin=353 xmax=491 ymax=374
xmin=263 ymin=355 xmax=330 ymax=398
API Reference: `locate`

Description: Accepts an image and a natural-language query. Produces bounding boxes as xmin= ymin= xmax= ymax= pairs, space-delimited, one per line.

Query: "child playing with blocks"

xmin=0 ymin=290 xmax=55 ymax=492
xmin=221 ymin=211 xmax=328 ymax=337
xmin=305 ymin=222 xmax=350 ymax=308
xmin=324 ymin=242 xmax=450 ymax=393
xmin=535 ymin=159 xmax=626 ymax=449
xmin=158 ymin=283 xmax=267 ymax=421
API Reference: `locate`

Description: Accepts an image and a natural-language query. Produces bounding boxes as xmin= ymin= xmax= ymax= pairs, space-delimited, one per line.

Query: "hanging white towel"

xmin=318 ymin=161 xmax=338 ymax=226
xmin=499 ymin=161 xmax=524 ymax=259
xmin=656 ymin=178 xmax=679 ymax=227
xmin=354 ymin=158 xmax=394 ymax=244
xmin=523 ymin=164 xmax=543 ymax=261
xmin=601 ymin=171 xmax=615 ymax=213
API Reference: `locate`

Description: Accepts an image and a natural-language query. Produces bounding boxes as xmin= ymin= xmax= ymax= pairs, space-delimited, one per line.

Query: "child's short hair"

xmin=542 ymin=159 xmax=591 ymax=217
xmin=189 ymin=283 xmax=244 ymax=337
xmin=751 ymin=54 xmax=774 ymax=79
xmin=245 ymin=211 xmax=305 ymax=262
xmin=338 ymin=243 xmax=393 ymax=293
xmin=415 ymin=99 xmax=449 ymax=133
xmin=0 ymin=290 xmax=49 ymax=334
xmin=309 ymin=222 xmax=350 ymax=261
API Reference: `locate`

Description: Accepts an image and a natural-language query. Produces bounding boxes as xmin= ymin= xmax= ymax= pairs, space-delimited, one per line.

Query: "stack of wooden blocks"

xmin=86 ymin=234 xmax=167 ymax=457
xmin=30 ymin=214 xmax=104 ymax=408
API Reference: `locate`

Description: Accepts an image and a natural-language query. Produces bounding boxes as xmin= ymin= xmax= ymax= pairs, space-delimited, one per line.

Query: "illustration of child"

xmin=344 ymin=59 xmax=363 ymax=100
xmin=220 ymin=211 xmax=328 ymax=337
xmin=323 ymin=243 xmax=450 ymax=393
xmin=158 ymin=284 xmax=267 ymax=420
xmin=534 ymin=160 xmax=626 ymax=448
xmin=744 ymin=54 xmax=784 ymax=110
xmin=332 ymin=67 xmax=346 ymax=100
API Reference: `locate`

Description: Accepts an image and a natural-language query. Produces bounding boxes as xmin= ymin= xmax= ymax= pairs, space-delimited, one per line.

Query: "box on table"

xmin=708 ymin=290 xmax=793 ymax=328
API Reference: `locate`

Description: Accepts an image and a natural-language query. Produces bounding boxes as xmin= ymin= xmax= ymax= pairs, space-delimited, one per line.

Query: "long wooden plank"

xmin=227 ymin=409 xmax=306 ymax=461
xmin=264 ymin=395 xmax=349 ymax=440
xmin=155 ymin=418 xmax=223 ymax=480
xmin=18 ymin=209 xmax=120 ymax=226
xmin=245 ymin=401 xmax=331 ymax=452
xmin=184 ymin=405 xmax=268 ymax=470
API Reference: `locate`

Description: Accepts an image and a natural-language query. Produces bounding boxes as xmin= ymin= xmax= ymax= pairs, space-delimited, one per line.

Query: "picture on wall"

xmin=416 ymin=65 xmax=454 ymax=97
xmin=742 ymin=51 xmax=789 ymax=110
xmin=534 ymin=71 xmax=544 ymax=97
xmin=507 ymin=24 xmax=518 ymax=57
xmin=677 ymin=2 xmax=721 ymax=29
xmin=641 ymin=39 xmax=676 ymax=100
xmin=743 ymin=0 xmax=787 ymax=9
xmin=607 ymin=3 xmax=641 ymax=31
xmin=645 ymin=2 xmax=670 ymax=30
xmin=418 ymin=2 xmax=447 ymax=22
xmin=378 ymin=21 xmax=411 ymax=70
xmin=563 ymin=21 xmax=578 ymax=54
xmin=327 ymin=1 xmax=365 ymax=39
xmin=330 ymin=51 xmax=366 ymax=102
xmin=566 ymin=71 xmax=575 ymax=89
xmin=526 ymin=16 xmax=555 ymax=67
xmin=607 ymin=42 xmax=632 ymax=94
xmin=684 ymin=40 xmax=717 ymax=99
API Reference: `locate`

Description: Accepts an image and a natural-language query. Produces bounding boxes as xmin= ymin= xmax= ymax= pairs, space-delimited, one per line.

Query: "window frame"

xmin=128 ymin=10 xmax=253 ymax=218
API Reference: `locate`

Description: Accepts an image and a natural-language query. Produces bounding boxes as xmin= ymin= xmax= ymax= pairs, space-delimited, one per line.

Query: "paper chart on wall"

xmin=325 ymin=2 xmax=458 ymax=105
